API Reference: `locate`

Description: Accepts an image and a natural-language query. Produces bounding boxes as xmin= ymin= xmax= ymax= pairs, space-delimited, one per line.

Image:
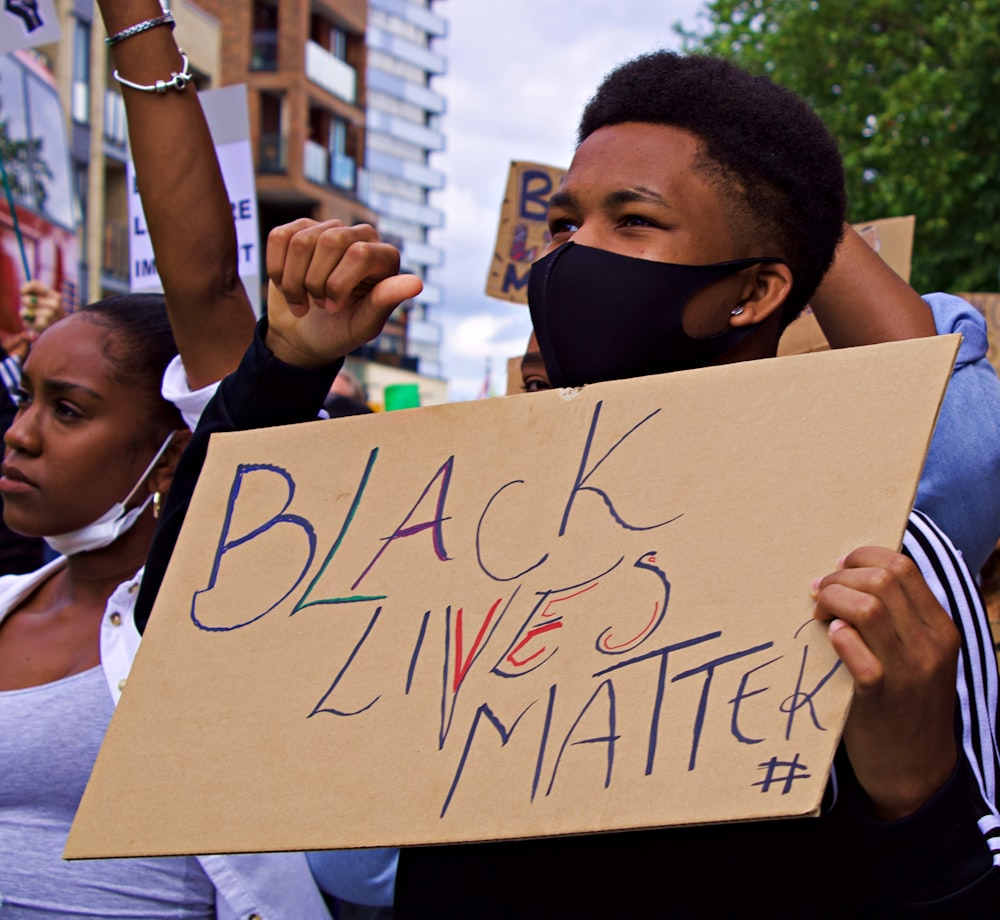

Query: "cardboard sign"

xmin=129 ymin=84 xmax=261 ymax=314
xmin=505 ymin=354 xmax=522 ymax=395
xmin=0 ymin=0 xmax=60 ymax=53
xmin=852 ymin=215 xmax=916 ymax=284
xmin=67 ymin=336 xmax=958 ymax=858
xmin=486 ymin=161 xmax=566 ymax=304
xmin=959 ymin=293 xmax=1000 ymax=377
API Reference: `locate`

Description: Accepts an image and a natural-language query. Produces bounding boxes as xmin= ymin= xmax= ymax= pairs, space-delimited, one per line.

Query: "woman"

xmin=0 ymin=295 xmax=330 ymax=918
xmin=0 ymin=0 xmax=339 ymax=912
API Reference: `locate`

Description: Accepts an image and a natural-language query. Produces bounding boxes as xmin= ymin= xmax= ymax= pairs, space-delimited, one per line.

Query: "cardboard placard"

xmin=67 ymin=336 xmax=958 ymax=858
xmin=852 ymin=215 xmax=916 ymax=284
xmin=486 ymin=161 xmax=566 ymax=304
xmin=506 ymin=354 xmax=522 ymax=396
xmin=129 ymin=85 xmax=262 ymax=315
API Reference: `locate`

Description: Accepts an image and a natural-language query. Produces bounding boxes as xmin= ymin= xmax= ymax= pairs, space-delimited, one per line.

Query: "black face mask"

xmin=528 ymin=242 xmax=786 ymax=388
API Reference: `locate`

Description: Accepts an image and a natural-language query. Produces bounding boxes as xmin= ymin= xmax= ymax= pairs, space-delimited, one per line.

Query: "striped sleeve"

xmin=0 ymin=354 xmax=21 ymax=395
xmin=903 ymin=509 xmax=1000 ymax=865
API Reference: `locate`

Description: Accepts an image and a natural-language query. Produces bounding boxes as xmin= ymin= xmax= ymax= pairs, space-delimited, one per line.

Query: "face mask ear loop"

xmin=119 ymin=430 xmax=177 ymax=512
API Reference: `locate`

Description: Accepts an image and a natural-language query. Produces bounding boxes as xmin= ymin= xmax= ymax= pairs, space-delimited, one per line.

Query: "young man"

xmin=388 ymin=52 xmax=999 ymax=916
xmin=136 ymin=52 xmax=998 ymax=916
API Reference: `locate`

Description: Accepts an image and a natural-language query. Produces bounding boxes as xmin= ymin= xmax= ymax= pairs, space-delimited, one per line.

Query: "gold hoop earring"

xmin=153 ymin=491 xmax=162 ymax=519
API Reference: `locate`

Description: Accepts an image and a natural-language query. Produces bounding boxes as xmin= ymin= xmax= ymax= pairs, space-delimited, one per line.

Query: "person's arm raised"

xmin=134 ymin=219 xmax=420 ymax=633
xmin=97 ymin=0 xmax=255 ymax=388
xmin=264 ymin=219 xmax=422 ymax=368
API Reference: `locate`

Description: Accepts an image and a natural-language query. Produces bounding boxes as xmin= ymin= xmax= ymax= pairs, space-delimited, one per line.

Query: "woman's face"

xmin=0 ymin=314 xmax=162 ymax=537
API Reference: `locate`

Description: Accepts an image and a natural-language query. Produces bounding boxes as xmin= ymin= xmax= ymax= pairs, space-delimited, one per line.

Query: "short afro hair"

xmin=578 ymin=51 xmax=846 ymax=325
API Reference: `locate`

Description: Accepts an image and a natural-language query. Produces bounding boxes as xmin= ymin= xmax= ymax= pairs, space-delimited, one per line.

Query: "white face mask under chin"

xmin=43 ymin=431 xmax=176 ymax=557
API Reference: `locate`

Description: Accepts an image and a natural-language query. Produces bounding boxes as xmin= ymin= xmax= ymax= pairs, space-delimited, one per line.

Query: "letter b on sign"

xmin=518 ymin=170 xmax=554 ymax=221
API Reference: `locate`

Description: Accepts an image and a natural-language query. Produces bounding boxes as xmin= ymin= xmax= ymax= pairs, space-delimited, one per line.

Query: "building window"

xmin=368 ymin=49 xmax=425 ymax=85
xmin=310 ymin=14 xmax=350 ymax=62
xmin=251 ymin=1 xmax=278 ymax=71
xmin=304 ymin=106 xmax=356 ymax=193
xmin=71 ymin=19 xmax=90 ymax=123
xmin=258 ymin=92 xmax=285 ymax=173
xmin=330 ymin=117 xmax=354 ymax=191
xmin=331 ymin=27 xmax=348 ymax=61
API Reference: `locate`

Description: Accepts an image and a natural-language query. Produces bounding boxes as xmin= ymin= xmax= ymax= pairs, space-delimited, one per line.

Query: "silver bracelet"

xmin=105 ymin=11 xmax=175 ymax=46
xmin=113 ymin=51 xmax=192 ymax=94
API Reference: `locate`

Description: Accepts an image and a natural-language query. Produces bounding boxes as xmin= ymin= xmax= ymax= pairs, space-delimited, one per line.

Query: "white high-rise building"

xmin=362 ymin=0 xmax=447 ymax=378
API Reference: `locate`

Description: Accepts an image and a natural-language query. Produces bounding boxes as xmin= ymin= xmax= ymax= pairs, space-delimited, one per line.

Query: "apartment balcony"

xmin=369 ymin=0 xmax=447 ymax=37
xmin=103 ymin=89 xmax=127 ymax=154
xmin=401 ymin=239 xmax=443 ymax=268
xmin=331 ymin=153 xmax=356 ymax=192
xmin=414 ymin=278 xmax=441 ymax=305
xmin=71 ymin=79 xmax=89 ymax=124
xmin=304 ymin=139 xmax=357 ymax=193
xmin=367 ymin=148 xmax=445 ymax=190
xmin=367 ymin=26 xmax=446 ymax=76
xmin=367 ymin=110 xmax=444 ymax=153
xmin=407 ymin=313 xmax=443 ymax=347
xmin=365 ymin=189 xmax=443 ymax=229
xmin=367 ymin=64 xmax=447 ymax=114
xmin=304 ymin=139 xmax=328 ymax=185
xmin=305 ymin=40 xmax=356 ymax=105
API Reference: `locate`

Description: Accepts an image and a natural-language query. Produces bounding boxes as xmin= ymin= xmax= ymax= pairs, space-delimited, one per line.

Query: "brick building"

xmin=24 ymin=0 xmax=448 ymax=406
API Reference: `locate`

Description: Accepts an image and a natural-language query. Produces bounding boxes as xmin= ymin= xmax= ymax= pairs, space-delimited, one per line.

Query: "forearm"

xmin=840 ymin=750 xmax=1000 ymax=911
xmin=97 ymin=0 xmax=255 ymax=387
xmin=808 ymin=224 xmax=935 ymax=347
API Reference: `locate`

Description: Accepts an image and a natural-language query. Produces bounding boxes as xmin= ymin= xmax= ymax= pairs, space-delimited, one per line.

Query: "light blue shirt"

xmin=307 ymin=847 xmax=398 ymax=907
xmin=915 ymin=293 xmax=1000 ymax=574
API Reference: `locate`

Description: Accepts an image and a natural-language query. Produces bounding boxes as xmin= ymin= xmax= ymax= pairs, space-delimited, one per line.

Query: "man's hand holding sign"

xmin=813 ymin=547 xmax=961 ymax=820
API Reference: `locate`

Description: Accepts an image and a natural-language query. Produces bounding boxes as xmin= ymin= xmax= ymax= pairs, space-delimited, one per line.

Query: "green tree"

xmin=678 ymin=0 xmax=1000 ymax=293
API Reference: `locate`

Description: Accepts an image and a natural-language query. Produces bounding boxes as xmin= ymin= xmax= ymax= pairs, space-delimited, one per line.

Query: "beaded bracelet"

xmin=105 ymin=12 xmax=176 ymax=47
xmin=113 ymin=51 xmax=192 ymax=94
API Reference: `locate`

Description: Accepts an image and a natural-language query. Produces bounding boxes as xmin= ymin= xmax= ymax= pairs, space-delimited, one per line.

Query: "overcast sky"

xmin=428 ymin=0 xmax=709 ymax=400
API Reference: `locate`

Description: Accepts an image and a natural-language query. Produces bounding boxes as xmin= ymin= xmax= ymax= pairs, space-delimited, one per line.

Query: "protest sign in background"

xmin=128 ymin=84 xmax=261 ymax=314
xmin=67 ymin=336 xmax=957 ymax=858
xmin=0 ymin=0 xmax=60 ymax=53
xmin=486 ymin=160 xmax=565 ymax=304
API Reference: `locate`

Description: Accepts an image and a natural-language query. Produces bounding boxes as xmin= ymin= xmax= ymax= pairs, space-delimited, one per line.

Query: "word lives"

xmin=188 ymin=400 xmax=843 ymax=818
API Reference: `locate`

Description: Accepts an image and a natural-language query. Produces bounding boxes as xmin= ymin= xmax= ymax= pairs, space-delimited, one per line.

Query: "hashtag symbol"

xmin=752 ymin=753 xmax=812 ymax=794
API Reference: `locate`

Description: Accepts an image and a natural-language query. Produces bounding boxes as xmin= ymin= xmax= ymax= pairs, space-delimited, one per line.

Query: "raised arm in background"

xmin=807 ymin=223 xmax=936 ymax=346
xmin=96 ymin=0 xmax=256 ymax=388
